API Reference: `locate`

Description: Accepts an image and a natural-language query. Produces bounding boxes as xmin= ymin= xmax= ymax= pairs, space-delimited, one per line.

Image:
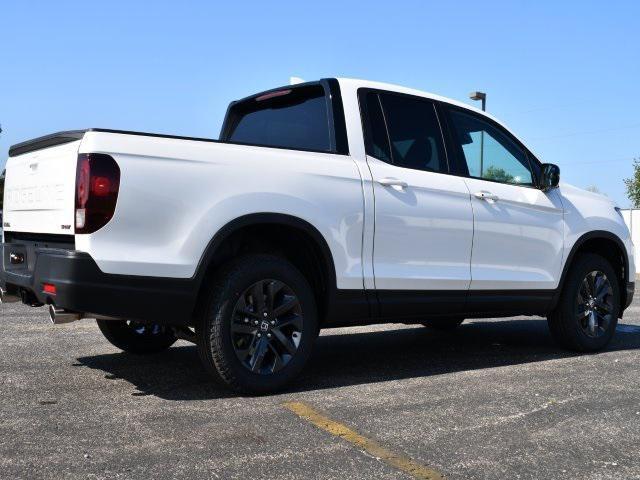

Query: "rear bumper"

xmin=1 ymin=244 xmax=197 ymax=326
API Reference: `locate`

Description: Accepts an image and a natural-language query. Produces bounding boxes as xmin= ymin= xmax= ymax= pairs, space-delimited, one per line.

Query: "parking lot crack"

xmin=452 ymin=396 xmax=579 ymax=432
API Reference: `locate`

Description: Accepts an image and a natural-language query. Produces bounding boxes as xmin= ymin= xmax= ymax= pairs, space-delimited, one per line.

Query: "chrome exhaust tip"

xmin=48 ymin=305 xmax=83 ymax=324
xmin=47 ymin=306 xmax=121 ymax=324
xmin=0 ymin=287 xmax=21 ymax=304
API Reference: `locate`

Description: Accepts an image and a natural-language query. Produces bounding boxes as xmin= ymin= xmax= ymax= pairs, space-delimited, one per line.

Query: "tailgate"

xmin=3 ymin=139 xmax=80 ymax=235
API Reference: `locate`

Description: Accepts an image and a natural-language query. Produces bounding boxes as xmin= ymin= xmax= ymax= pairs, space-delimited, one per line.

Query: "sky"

xmin=1 ymin=1 xmax=639 ymax=206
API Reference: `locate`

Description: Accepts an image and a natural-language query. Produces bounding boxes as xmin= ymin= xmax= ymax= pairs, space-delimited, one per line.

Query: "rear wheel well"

xmin=564 ymin=235 xmax=628 ymax=309
xmin=195 ymin=220 xmax=334 ymax=324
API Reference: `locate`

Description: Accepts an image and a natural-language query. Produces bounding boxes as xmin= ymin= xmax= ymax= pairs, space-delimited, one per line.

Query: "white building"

xmin=620 ymin=209 xmax=640 ymax=274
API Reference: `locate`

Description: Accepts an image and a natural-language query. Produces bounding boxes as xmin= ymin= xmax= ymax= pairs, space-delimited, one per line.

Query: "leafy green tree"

xmin=483 ymin=165 xmax=514 ymax=183
xmin=624 ymin=158 xmax=640 ymax=208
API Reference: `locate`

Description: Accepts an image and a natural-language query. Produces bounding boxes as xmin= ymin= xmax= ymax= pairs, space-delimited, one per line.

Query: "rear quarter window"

xmin=224 ymin=85 xmax=331 ymax=152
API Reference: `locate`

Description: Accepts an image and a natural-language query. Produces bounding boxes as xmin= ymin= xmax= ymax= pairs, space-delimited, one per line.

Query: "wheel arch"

xmin=192 ymin=213 xmax=338 ymax=323
xmin=553 ymin=230 xmax=630 ymax=315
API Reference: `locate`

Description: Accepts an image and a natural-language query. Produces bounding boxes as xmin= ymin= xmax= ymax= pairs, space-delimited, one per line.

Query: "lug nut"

xmin=244 ymin=318 xmax=249 ymax=323
xmin=271 ymin=320 xmax=275 ymax=325
xmin=267 ymin=333 xmax=272 ymax=338
xmin=254 ymin=320 xmax=259 ymax=325
xmin=263 ymin=312 xmax=268 ymax=317
xmin=257 ymin=333 xmax=262 ymax=338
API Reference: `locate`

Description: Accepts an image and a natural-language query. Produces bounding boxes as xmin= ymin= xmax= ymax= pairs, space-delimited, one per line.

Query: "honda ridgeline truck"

xmin=1 ymin=78 xmax=634 ymax=393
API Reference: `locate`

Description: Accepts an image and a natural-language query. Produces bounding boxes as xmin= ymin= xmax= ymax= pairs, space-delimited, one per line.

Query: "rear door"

xmin=3 ymin=139 xmax=80 ymax=235
xmin=443 ymin=106 xmax=564 ymax=291
xmin=359 ymin=90 xmax=474 ymax=317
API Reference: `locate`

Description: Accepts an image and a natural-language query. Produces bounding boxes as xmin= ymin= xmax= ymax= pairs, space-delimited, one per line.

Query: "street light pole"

xmin=469 ymin=91 xmax=487 ymax=176
xmin=469 ymin=91 xmax=486 ymax=111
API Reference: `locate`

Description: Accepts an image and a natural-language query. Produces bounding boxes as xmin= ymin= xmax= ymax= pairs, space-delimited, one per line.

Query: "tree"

xmin=484 ymin=165 xmax=514 ymax=183
xmin=624 ymin=158 xmax=640 ymax=208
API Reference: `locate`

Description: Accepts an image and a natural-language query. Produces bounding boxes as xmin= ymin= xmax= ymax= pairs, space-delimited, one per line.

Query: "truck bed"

xmin=8 ymin=128 xmax=223 ymax=157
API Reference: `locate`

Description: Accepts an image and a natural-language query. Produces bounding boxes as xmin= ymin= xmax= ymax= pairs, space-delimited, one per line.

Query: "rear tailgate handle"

xmin=474 ymin=191 xmax=499 ymax=201
xmin=378 ymin=177 xmax=408 ymax=190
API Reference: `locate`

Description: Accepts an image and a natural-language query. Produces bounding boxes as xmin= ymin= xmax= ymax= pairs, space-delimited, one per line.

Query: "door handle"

xmin=474 ymin=191 xmax=499 ymax=201
xmin=378 ymin=177 xmax=408 ymax=190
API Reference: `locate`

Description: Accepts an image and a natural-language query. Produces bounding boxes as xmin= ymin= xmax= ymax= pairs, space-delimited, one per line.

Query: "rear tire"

xmin=97 ymin=320 xmax=177 ymax=354
xmin=547 ymin=253 xmax=620 ymax=352
xmin=421 ymin=317 xmax=464 ymax=331
xmin=196 ymin=254 xmax=318 ymax=395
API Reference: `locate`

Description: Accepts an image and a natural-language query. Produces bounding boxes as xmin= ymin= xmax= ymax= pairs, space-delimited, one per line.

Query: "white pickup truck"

xmin=1 ymin=78 xmax=635 ymax=393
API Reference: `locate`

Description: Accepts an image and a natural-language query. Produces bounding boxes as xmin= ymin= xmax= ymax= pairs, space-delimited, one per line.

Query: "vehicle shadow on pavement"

xmin=76 ymin=319 xmax=640 ymax=400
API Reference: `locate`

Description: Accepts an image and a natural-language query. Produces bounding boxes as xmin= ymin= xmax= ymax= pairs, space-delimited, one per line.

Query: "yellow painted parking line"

xmin=283 ymin=401 xmax=445 ymax=480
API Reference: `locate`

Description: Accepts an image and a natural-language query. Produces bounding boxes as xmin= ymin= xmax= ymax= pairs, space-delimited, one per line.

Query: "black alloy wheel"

xmin=575 ymin=270 xmax=614 ymax=338
xmin=230 ymin=279 xmax=304 ymax=374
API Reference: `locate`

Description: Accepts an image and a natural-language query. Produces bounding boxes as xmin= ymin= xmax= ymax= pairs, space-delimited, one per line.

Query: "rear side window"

xmin=359 ymin=90 xmax=447 ymax=173
xmin=361 ymin=92 xmax=392 ymax=162
xmin=224 ymin=85 xmax=331 ymax=152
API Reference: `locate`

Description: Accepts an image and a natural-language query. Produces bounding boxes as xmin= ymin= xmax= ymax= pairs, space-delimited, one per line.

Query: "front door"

xmin=445 ymin=107 xmax=564 ymax=292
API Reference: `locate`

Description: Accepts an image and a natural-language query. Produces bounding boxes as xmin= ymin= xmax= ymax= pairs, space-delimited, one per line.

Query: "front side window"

xmin=225 ymin=85 xmax=331 ymax=152
xmin=448 ymin=109 xmax=534 ymax=186
xmin=360 ymin=90 xmax=447 ymax=173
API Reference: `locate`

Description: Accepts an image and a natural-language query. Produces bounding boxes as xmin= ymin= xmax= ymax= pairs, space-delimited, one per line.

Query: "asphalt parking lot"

xmin=2 ymin=300 xmax=640 ymax=480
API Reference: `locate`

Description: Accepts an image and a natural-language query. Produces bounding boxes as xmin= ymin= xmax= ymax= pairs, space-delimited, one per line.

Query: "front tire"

xmin=547 ymin=253 xmax=620 ymax=352
xmin=196 ymin=254 xmax=318 ymax=395
xmin=97 ymin=320 xmax=177 ymax=354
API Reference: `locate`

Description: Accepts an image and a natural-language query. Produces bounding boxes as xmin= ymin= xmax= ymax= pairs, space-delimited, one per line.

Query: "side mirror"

xmin=540 ymin=163 xmax=560 ymax=191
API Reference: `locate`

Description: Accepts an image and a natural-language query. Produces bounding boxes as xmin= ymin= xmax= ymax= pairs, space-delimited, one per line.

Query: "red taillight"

xmin=91 ymin=176 xmax=111 ymax=196
xmin=75 ymin=153 xmax=120 ymax=234
xmin=77 ymin=156 xmax=90 ymax=206
xmin=43 ymin=283 xmax=57 ymax=295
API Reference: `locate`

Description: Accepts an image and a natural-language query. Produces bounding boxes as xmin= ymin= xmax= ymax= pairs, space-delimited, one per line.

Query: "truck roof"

xmin=334 ymin=77 xmax=538 ymax=159
xmin=335 ymin=77 xmax=510 ymax=133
